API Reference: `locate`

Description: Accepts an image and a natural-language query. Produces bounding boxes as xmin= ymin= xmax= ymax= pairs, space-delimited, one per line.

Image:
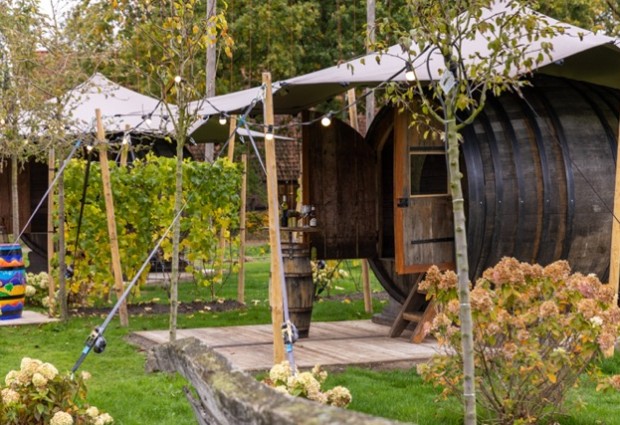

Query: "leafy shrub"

xmin=61 ymin=155 xmax=241 ymax=305
xmin=24 ymin=272 xmax=52 ymax=310
xmin=416 ymin=257 xmax=620 ymax=425
xmin=245 ymin=211 xmax=268 ymax=238
xmin=263 ymin=361 xmax=352 ymax=408
xmin=312 ymin=260 xmax=349 ymax=296
xmin=0 ymin=357 xmax=113 ymax=424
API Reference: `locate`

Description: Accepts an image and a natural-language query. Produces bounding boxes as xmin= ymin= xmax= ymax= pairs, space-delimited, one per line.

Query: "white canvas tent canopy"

xmin=50 ymin=73 xmax=290 ymax=144
xmin=189 ymin=0 xmax=620 ymax=137
xmin=53 ymin=73 xmax=177 ymax=135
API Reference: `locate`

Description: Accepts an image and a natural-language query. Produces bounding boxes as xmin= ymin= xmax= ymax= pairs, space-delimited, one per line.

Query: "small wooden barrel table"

xmin=280 ymin=229 xmax=317 ymax=338
xmin=0 ymin=244 xmax=26 ymax=320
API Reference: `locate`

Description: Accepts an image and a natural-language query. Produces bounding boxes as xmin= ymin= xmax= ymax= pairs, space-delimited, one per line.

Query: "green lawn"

xmin=2 ymin=257 xmax=620 ymax=424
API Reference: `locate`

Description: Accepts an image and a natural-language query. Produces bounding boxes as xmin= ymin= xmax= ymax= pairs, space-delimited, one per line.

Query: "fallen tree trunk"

xmin=146 ymin=337 xmax=411 ymax=425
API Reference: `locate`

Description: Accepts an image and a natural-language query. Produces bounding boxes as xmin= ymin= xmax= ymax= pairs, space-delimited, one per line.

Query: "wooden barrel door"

xmin=393 ymin=110 xmax=455 ymax=275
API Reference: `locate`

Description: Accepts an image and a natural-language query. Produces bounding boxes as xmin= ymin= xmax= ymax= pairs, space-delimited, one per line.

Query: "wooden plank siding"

xmin=302 ymin=112 xmax=378 ymax=259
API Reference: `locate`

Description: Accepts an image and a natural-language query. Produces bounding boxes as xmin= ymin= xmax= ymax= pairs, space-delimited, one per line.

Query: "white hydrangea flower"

xmin=272 ymin=385 xmax=289 ymax=395
xmin=5 ymin=370 xmax=19 ymax=387
xmin=287 ymin=371 xmax=321 ymax=398
xmin=39 ymin=362 xmax=59 ymax=380
xmin=311 ymin=364 xmax=327 ymax=384
xmin=1 ymin=388 xmax=20 ymax=405
xmin=590 ymin=316 xmax=604 ymax=327
xmin=42 ymin=296 xmax=50 ymax=307
xmin=269 ymin=361 xmax=292 ymax=384
xmin=32 ymin=372 xmax=48 ymax=387
xmin=25 ymin=285 xmax=36 ymax=297
xmin=20 ymin=357 xmax=42 ymax=377
xmin=86 ymin=406 xmax=99 ymax=418
xmin=325 ymin=385 xmax=352 ymax=407
xmin=94 ymin=412 xmax=114 ymax=425
xmin=38 ymin=272 xmax=49 ymax=288
xmin=50 ymin=411 xmax=74 ymax=425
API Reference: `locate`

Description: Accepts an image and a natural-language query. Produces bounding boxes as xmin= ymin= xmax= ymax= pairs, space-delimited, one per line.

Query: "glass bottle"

xmin=309 ymin=206 xmax=317 ymax=227
xmin=280 ymin=195 xmax=289 ymax=227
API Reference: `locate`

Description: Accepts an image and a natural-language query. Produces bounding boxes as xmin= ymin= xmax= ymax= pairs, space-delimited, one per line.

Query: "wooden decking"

xmin=131 ymin=320 xmax=439 ymax=372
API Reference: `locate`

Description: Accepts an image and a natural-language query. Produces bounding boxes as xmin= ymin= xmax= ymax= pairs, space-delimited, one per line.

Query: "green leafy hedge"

xmin=59 ymin=154 xmax=241 ymax=305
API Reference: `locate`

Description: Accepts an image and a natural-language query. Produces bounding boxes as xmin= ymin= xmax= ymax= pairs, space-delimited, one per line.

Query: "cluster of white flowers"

xmin=25 ymin=285 xmax=36 ymax=297
xmin=50 ymin=411 xmax=74 ymax=425
xmin=2 ymin=357 xmax=113 ymax=424
xmin=264 ymin=361 xmax=352 ymax=408
xmin=324 ymin=385 xmax=353 ymax=408
xmin=86 ymin=406 xmax=113 ymax=425
xmin=94 ymin=412 xmax=114 ymax=425
xmin=24 ymin=272 xmax=52 ymax=308
xmin=26 ymin=272 xmax=49 ymax=290
xmin=5 ymin=357 xmax=59 ymax=391
xmin=590 ymin=315 xmax=604 ymax=327
xmin=1 ymin=387 xmax=20 ymax=405
xmin=269 ymin=360 xmax=293 ymax=383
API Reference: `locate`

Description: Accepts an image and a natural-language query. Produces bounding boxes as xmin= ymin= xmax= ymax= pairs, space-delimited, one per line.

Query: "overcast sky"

xmin=38 ymin=0 xmax=79 ymax=21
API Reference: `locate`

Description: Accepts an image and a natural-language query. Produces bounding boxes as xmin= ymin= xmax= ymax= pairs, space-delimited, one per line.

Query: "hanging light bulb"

xmin=122 ymin=134 xmax=130 ymax=145
xmin=321 ymin=113 xmax=332 ymax=127
xmin=86 ymin=144 xmax=94 ymax=152
xmin=174 ymin=75 xmax=182 ymax=84
xmin=141 ymin=114 xmax=152 ymax=126
xmin=265 ymin=124 xmax=274 ymax=141
xmin=405 ymin=62 xmax=415 ymax=82
xmin=219 ymin=113 xmax=227 ymax=125
xmin=23 ymin=138 xmax=29 ymax=145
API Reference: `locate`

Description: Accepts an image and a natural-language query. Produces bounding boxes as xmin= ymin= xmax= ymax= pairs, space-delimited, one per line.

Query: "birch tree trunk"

xmin=446 ymin=116 xmax=476 ymax=424
xmin=170 ymin=134 xmax=185 ymax=342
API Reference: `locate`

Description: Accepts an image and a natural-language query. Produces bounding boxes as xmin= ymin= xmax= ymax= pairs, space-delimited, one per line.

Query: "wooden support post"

xmin=120 ymin=124 xmax=130 ymax=168
xmin=263 ymin=72 xmax=286 ymax=363
xmin=347 ymin=89 xmax=373 ymax=314
xmin=227 ymin=116 xmax=237 ymax=161
xmin=237 ymin=153 xmax=247 ymax=305
xmin=47 ymin=148 xmax=56 ymax=317
xmin=96 ymin=109 xmax=129 ymax=327
xmin=611 ymin=124 xmax=620 ymax=305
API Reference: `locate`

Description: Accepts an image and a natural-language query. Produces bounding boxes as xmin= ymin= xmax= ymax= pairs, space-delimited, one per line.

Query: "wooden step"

xmin=402 ymin=312 xmax=423 ymax=323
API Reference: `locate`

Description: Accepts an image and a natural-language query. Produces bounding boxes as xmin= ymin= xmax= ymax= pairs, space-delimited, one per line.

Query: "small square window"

xmin=410 ymin=152 xmax=448 ymax=196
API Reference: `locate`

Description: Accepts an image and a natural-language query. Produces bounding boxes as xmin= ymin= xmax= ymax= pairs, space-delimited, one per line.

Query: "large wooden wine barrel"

xmin=282 ymin=242 xmax=315 ymax=338
xmin=0 ymin=244 xmax=27 ymax=320
xmin=366 ymin=76 xmax=620 ymax=302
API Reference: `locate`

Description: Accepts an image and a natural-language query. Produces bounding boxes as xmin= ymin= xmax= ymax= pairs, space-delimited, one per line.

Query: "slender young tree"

xmin=375 ymin=1 xmax=560 ymax=423
xmin=100 ymin=0 xmax=233 ymax=341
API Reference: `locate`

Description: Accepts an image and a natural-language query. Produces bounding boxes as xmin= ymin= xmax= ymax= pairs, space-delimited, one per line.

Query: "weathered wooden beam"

xmin=263 ymin=72 xmax=286 ymax=363
xmin=96 ymin=109 xmax=129 ymax=327
xmin=146 ymin=337 xmax=408 ymax=425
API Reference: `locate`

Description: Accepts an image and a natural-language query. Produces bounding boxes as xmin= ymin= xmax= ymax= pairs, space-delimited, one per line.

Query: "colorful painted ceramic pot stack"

xmin=0 ymin=244 xmax=26 ymax=320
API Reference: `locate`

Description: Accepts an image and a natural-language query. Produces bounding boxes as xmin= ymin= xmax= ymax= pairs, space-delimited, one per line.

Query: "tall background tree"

xmin=0 ymin=0 xmax=46 ymax=240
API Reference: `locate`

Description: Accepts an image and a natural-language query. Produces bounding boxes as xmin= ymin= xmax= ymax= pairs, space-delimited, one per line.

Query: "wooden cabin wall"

xmin=301 ymin=112 xmax=378 ymax=259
